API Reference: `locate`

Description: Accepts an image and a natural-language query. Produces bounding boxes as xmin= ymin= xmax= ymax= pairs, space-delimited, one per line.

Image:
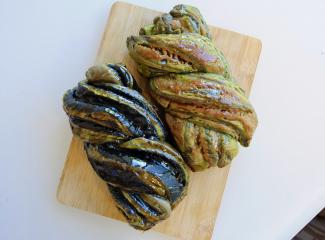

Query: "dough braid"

xmin=63 ymin=63 xmax=189 ymax=230
xmin=127 ymin=5 xmax=258 ymax=171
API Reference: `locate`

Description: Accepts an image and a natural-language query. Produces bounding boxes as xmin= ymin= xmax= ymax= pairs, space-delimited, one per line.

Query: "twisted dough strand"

xmin=127 ymin=5 xmax=258 ymax=171
xmin=63 ymin=64 xmax=189 ymax=230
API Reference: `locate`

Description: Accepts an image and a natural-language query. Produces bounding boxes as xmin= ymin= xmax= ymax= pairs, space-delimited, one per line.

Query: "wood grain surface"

xmin=57 ymin=2 xmax=262 ymax=240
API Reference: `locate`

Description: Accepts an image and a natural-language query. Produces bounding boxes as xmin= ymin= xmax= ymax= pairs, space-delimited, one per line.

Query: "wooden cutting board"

xmin=57 ymin=2 xmax=262 ymax=240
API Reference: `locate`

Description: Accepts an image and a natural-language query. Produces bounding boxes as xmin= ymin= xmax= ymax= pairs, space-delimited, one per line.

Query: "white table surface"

xmin=1 ymin=0 xmax=325 ymax=239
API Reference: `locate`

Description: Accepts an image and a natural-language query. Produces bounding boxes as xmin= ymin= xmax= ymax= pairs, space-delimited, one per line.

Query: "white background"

xmin=1 ymin=0 xmax=325 ymax=239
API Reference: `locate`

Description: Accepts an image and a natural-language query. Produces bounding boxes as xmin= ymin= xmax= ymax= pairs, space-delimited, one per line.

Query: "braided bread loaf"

xmin=63 ymin=64 xmax=189 ymax=230
xmin=127 ymin=5 xmax=258 ymax=171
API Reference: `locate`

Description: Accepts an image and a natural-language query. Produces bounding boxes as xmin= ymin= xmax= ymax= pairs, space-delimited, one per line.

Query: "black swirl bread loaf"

xmin=127 ymin=5 xmax=258 ymax=171
xmin=63 ymin=64 xmax=189 ymax=230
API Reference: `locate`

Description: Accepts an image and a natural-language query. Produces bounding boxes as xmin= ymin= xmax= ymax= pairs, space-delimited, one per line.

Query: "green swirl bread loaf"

xmin=127 ymin=5 xmax=258 ymax=171
xmin=63 ymin=64 xmax=189 ymax=230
